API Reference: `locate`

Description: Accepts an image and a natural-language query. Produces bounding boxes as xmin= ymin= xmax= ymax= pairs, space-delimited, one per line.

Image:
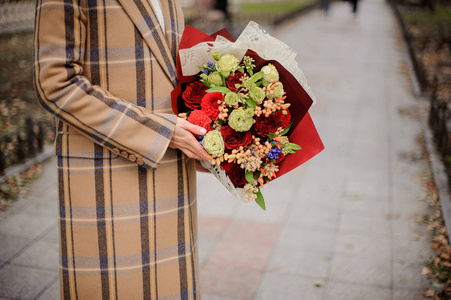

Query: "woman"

xmin=33 ymin=0 xmax=209 ymax=298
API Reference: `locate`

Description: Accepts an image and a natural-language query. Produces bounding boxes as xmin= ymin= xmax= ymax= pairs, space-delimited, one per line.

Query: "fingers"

xmin=180 ymin=144 xmax=210 ymax=161
xmin=180 ymin=118 xmax=207 ymax=136
xmin=185 ymin=135 xmax=210 ymax=161
xmin=180 ymin=148 xmax=201 ymax=160
xmin=198 ymin=149 xmax=211 ymax=161
xmin=171 ymin=118 xmax=211 ymax=161
xmin=195 ymin=160 xmax=210 ymax=172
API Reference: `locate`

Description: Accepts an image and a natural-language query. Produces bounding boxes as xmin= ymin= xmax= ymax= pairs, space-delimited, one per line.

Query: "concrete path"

xmin=0 ymin=0 xmax=434 ymax=299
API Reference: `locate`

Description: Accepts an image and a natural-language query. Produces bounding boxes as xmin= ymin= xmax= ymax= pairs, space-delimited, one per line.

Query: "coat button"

xmin=128 ymin=155 xmax=136 ymax=162
xmin=112 ymin=148 xmax=120 ymax=155
xmin=136 ymin=158 xmax=144 ymax=165
xmin=120 ymin=151 xmax=129 ymax=158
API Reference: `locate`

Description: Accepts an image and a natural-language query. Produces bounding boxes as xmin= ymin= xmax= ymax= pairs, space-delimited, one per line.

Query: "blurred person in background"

xmin=321 ymin=0 xmax=330 ymax=14
xmin=350 ymin=0 xmax=359 ymax=14
xmin=205 ymin=0 xmax=230 ymax=22
xmin=33 ymin=0 xmax=209 ymax=298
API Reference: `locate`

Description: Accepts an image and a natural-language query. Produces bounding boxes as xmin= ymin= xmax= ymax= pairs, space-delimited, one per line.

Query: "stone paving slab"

xmin=36 ymin=278 xmax=60 ymax=300
xmin=0 ymin=264 xmax=57 ymax=299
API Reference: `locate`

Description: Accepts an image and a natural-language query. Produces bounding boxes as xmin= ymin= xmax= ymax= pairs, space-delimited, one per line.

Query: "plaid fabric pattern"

xmin=34 ymin=0 xmax=199 ymax=299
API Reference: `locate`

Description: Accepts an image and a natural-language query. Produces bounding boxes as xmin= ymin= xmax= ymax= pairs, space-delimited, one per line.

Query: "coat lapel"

xmin=118 ymin=0 xmax=178 ymax=86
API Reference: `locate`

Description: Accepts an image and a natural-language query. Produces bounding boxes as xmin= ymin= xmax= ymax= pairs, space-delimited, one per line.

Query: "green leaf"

xmin=246 ymin=98 xmax=256 ymax=109
xmin=249 ymin=71 xmax=263 ymax=83
xmin=207 ymin=86 xmax=231 ymax=94
xmin=255 ymin=190 xmax=266 ymax=210
xmin=254 ymin=170 xmax=261 ymax=179
xmin=222 ymin=74 xmax=226 ymax=87
xmin=237 ymin=68 xmax=244 ymax=73
xmin=201 ymin=80 xmax=211 ymax=88
xmin=245 ymin=171 xmax=254 ymax=184
xmin=269 ymin=132 xmax=275 ymax=140
xmin=279 ymin=123 xmax=292 ymax=136
xmin=235 ymin=83 xmax=241 ymax=89
xmin=287 ymin=142 xmax=302 ymax=150
xmin=284 ymin=149 xmax=295 ymax=155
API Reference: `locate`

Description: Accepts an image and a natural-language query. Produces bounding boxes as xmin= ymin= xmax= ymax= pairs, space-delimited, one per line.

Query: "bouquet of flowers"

xmin=172 ymin=22 xmax=324 ymax=210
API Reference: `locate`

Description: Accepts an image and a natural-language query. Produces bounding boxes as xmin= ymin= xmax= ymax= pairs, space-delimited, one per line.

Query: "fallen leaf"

xmin=423 ymin=289 xmax=435 ymax=297
xmin=422 ymin=266 xmax=432 ymax=275
xmin=313 ymin=280 xmax=324 ymax=288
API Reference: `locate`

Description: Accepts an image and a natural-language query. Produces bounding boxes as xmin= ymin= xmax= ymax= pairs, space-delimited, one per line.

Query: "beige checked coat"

xmin=33 ymin=0 xmax=199 ymax=299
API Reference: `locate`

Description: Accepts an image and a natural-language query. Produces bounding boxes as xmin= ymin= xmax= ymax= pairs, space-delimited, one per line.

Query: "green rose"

xmin=250 ymin=85 xmax=266 ymax=103
xmin=200 ymin=73 xmax=208 ymax=81
xmin=203 ymin=130 xmax=225 ymax=157
xmin=216 ymin=54 xmax=239 ymax=77
xmin=267 ymin=82 xmax=284 ymax=99
xmin=211 ymin=50 xmax=222 ymax=61
xmin=228 ymin=108 xmax=254 ymax=132
xmin=224 ymin=92 xmax=239 ymax=106
xmin=208 ymin=71 xmax=223 ymax=86
xmin=261 ymin=64 xmax=279 ymax=86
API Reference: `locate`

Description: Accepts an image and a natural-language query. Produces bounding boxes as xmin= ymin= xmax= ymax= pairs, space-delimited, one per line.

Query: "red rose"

xmin=187 ymin=110 xmax=212 ymax=136
xmin=226 ymin=73 xmax=244 ymax=92
xmin=182 ymin=81 xmax=208 ymax=110
xmin=228 ymin=163 xmax=248 ymax=187
xmin=275 ymin=153 xmax=285 ymax=164
xmin=276 ymin=109 xmax=292 ymax=129
xmin=253 ymin=113 xmax=280 ymax=137
xmin=201 ymin=92 xmax=223 ymax=120
xmin=221 ymin=125 xmax=252 ymax=150
xmin=220 ymin=161 xmax=234 ymax=173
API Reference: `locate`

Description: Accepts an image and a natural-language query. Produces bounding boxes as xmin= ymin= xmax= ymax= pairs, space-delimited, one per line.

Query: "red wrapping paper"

xmin=171 ymin=25 xmax=324 ymax=179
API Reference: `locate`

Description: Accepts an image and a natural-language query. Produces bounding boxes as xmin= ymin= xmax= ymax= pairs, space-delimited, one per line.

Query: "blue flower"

xmin=267 ymin=145 xmax=282 ymax=160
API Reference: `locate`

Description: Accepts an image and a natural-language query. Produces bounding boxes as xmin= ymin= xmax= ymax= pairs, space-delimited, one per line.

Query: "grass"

xmin=238 ymin=0 xmax=315 ymax=14
xmin=401 ymin=7 xmax=451 ymax=36
xmin=399 ymin=4 xmax=451 ymax=101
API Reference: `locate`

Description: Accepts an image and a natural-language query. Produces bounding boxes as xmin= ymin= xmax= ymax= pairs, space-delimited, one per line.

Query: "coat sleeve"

xmin=33 ymin=0 xmax=177 ymax=170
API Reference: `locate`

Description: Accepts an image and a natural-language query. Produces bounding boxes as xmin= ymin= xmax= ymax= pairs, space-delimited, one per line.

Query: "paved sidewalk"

xmin=0 ymin=0 xmax=434 ymax=299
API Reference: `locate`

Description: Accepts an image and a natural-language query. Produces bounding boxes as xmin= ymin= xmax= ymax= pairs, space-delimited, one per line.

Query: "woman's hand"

xmin=169 ymin=118 xmax=211 ymax=161
xmin=195 ymin=160 xmax=210 ymax=172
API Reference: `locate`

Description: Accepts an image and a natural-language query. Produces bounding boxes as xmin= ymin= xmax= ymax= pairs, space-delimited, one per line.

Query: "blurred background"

xmin=1 ymin=0 xmax=451 ymax=299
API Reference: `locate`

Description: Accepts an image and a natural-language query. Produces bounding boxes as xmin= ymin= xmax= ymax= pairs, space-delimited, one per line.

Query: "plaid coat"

xmin=33 ymin=0 xmax=199 ymax=299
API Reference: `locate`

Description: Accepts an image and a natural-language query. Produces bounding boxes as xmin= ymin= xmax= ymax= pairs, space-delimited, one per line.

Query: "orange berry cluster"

xmin=217 ymin=105 xmax=229 ymax=121
xmin=210 ymin=135 xmax=273 ymax=166
xmin=255 ymin=94 xmax=290 ymax=118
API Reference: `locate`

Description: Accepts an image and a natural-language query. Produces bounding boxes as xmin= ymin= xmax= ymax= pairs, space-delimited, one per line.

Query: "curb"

xmin=390 ymin=1 xmax=451 ymax=239
xmin=388 ymin=0 xmax=428 ymax=93
xmin=424 ymin=128 xmax=451 ymax=237
xmin=0 ymin=145 xmax=54 ymax=185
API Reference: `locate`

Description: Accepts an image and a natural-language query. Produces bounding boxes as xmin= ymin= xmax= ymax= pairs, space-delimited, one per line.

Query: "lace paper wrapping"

xmin=200 ymin=160 xmax=249 ymax=203
xmin=179 ymin=21 xmax=316 ymax=103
